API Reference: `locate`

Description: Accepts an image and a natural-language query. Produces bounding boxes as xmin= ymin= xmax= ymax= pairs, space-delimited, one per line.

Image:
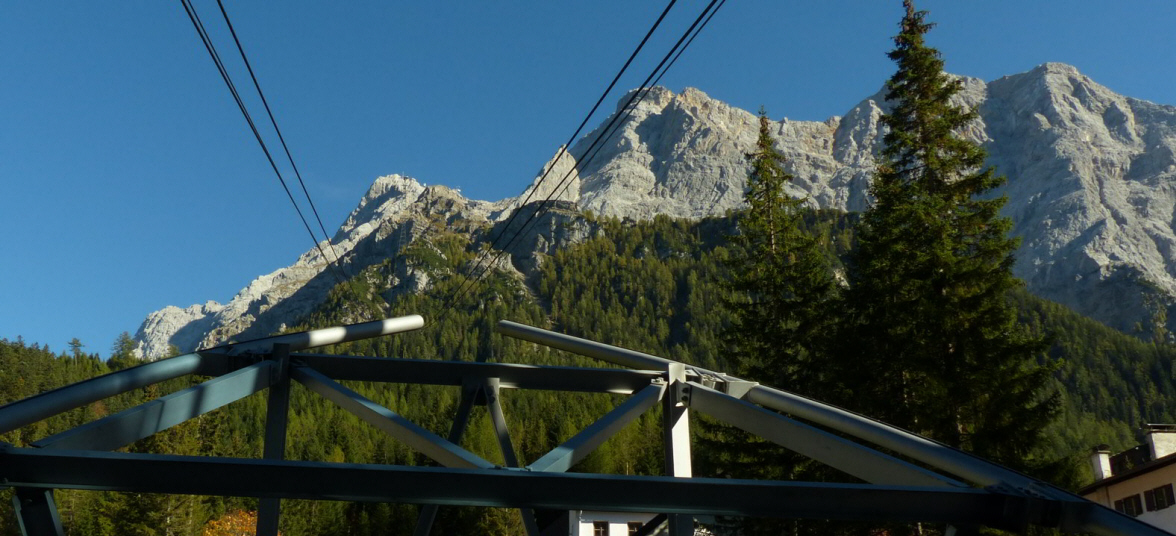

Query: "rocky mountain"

xmin=135 ymin=176 xmax=501 ymax=357
xmin=134 ymin=62 xmax=1176 ymax=358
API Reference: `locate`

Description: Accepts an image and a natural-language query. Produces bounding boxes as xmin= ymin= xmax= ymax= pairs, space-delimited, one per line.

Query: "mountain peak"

xmin=334 ymin=174 xmax=426 ymax=241
xmin=365 ymin=173 xmax=423 ymax=199
xmin=1035 ymin=61 xmax=1081 ymax=76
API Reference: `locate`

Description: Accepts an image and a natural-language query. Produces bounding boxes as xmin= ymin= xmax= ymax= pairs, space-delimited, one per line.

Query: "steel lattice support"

xmin=493 ymin=319 xmax=1170 ymax=536
xmin=0 ymin=315 xmax=1166 ymax=536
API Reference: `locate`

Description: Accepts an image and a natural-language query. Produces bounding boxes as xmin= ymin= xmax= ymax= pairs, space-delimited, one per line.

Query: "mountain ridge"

xmin=134 ymin=62 xmax=1176 ymax=358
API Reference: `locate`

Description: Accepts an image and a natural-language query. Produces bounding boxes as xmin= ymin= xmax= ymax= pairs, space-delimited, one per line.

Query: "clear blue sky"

xmin=2 ymin=1 xmax=1173 ymax=357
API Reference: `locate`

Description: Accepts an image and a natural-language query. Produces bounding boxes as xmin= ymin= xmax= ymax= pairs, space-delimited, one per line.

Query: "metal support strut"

xmin=664 ymin=363 xmax=693 ymax=536
xmin=256 ymin=344 xmax=291 ymax=536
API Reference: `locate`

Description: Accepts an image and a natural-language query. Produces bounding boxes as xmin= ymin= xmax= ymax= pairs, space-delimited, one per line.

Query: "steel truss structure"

xmin=0 ymin=315 xmax=1165 ymax=536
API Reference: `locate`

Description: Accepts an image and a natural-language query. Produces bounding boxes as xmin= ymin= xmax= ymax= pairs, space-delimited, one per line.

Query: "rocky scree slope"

xmin=135 ymin=62 xmax=1176 ymax=357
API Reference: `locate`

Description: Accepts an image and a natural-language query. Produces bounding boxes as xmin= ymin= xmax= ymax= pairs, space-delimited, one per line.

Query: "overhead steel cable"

xmin=474 ymin=0 xmax=680 ymax=257
xmin=179 ymin=0 xmax=368 ymax=315
xmin=496 ymin=0 xmax=728 ymax=261
xmin=210 ymin=0 xmax=386 ymax=318
xmin=212 ymin=1 xmax=351 ymax=279
xmin=436 ymin=0 xmax=725 ymax=323
xmin=551 ymin=0 xmax=730 ymax=205
xmin=432 ymin=0 xmax=681 ymax=323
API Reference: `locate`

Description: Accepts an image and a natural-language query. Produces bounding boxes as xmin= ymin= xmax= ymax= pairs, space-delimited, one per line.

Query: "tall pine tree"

xmin=838 ymin=0 xmax=1057 ymax=470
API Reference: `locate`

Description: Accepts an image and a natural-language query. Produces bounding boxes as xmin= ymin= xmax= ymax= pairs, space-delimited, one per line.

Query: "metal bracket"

xmin=719 ymin=379 xmax=757 ymax=400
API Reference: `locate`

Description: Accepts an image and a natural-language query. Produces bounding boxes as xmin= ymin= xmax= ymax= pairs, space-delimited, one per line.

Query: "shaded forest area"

xmin=2 ymin=211 xmax=1174 ymax=535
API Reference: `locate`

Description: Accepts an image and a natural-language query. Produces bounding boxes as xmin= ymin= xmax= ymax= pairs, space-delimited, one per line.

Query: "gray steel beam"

xmin=484 ymin=379 xmax=520 ymax=468
xmin=687 ymin=382 xmax=966 ymax=488
xmin=743 ymin=386 xmax=1051 ymax=492
xmin=216 ymin=315 xmax=424 ymax=356
xmin=291 ymin=366 xmax=493 ymax=470
xmin=257 ymin=345 xmax=292 ymax=536
xmin=292 ymin=354 xmax=661 ymax=394
xmin=188 ymin=352 xmax=260 ymax=377
xmin=527 ymin=383 xmax=665 ymax=473
xmin=0 ymin=353 xmax=204 ymax=435
xmin=483 ymin=379 xmax=541 ymax=536
xmin=32 ymin=361 xmax=275 ymax=451
xmin=496 ymin=320 xmax=673 ymax=370
xmin=0 ymin=447 xmax=1053 ymax=531
xmin=12 ymin=488 xmax=64 ymax=536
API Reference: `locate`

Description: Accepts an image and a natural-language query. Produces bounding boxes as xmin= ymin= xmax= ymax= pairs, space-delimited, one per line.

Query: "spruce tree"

xmin=838 ymin=0 xmax=1057 ymax=469
xmin=707 ymin=109 xmax=840 ymax=535
xmin=726 ymin=109 xmax=837 ymax=394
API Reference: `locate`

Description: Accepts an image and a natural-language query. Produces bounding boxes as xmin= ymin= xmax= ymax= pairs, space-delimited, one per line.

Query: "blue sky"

xmin=2 ymin=1 xmax=1174 ymax=356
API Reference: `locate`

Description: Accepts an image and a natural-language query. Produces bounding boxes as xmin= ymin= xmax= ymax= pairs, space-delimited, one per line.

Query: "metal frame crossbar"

xmin=0 ymin=315 xmax=1165 ymax=536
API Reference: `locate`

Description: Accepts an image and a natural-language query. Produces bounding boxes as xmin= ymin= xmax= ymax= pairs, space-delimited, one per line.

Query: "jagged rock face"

xmin=984 ymin=64 xmax=1176 ymax=331
xmin=571 ymin=87 xmax=760 ymax=219
xmin=136 ymin=62 xmax=1176 ymax=357
xmin=133 ymin=301 xmax=223 ymax=357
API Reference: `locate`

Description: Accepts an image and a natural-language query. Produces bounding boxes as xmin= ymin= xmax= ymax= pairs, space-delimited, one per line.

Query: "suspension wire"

xmin=434 ymin=0 xmax=725 ymax=324
xmin=511 ymin=0 xmax=729 ymax=254
xmin=473 ymin=0 xmax=679 ymax=261
xmin=431 ymin=0 xmax=683 ymax=324
xmin=179 ymin=0 xmax=375 ymax=318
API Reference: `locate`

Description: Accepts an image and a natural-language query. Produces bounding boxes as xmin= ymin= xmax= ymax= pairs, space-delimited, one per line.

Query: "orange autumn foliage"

xmin=201 ymin=510 xmax=282 ymax=536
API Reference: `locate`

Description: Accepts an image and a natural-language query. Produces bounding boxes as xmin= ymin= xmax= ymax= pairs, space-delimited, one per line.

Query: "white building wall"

xmin=1082 ymin=463 xmax=1176 ymax=533
xmin=573 ymin=511 xmax=658 ymax=536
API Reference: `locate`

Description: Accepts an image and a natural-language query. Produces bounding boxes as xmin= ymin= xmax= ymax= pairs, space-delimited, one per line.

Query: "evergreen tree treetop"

xmin=881 ymin=0 xmax=995 ymax=201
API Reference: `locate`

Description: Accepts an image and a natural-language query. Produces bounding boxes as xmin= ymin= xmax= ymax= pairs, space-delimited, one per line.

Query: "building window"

xmin=1145 ymin=483 xmax=1176 ymax=511
xmin=1115 ymin=494 xmax=1144 ymax=517
xmin=628 ymin=521 xmax=644 ymax=535
xmin=593 ymin=521 xmax=609 ymax=536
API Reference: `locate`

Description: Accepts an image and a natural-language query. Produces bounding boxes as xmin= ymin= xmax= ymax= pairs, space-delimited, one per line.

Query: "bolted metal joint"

xmin=674 ymin=382 xmax=692 ymax=407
